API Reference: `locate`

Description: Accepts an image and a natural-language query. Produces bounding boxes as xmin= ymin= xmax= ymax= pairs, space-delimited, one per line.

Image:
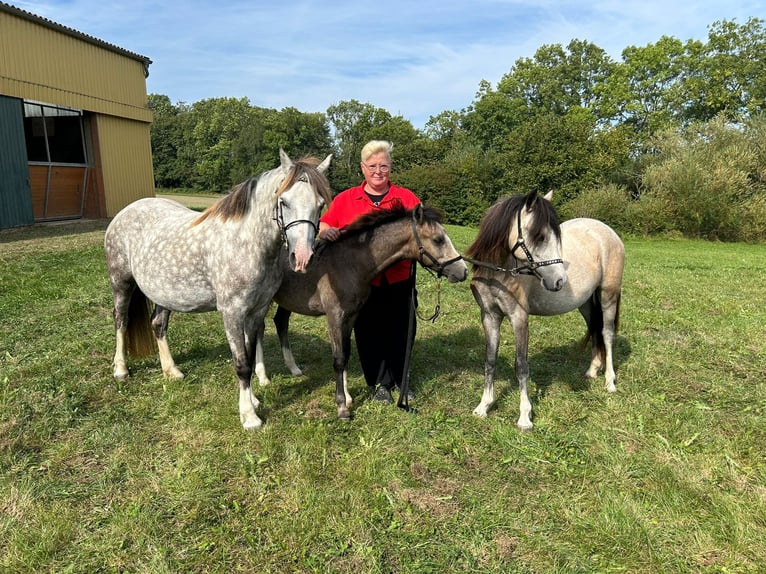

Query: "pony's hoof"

xmin=163 ymin=367 xmax=184 ymax=380
xmin=473 ymin=402 xmax=493 ymax=418
xmin=241 ymin=414 xmax=264 ymax=430
xmin=517 ymin=421 xmax=534 ymax=432
xmin=113 ymin=367 xmax=129 ymax=380
xmin=289 ymin=368 xmax=304 ymax=377
xmin=606 ymin=383 xmax=617 ymax=393
xmin=337 ymin=407 xmax=352 ymax=421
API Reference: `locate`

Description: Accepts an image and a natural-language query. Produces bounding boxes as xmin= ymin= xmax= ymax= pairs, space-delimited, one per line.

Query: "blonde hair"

xmin=360 ymin=140 xmax=393 ymax=163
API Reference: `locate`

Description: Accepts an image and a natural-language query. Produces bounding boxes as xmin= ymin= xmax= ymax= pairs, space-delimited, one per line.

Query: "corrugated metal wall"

xmin=0 ymin=95 xmax=33 ymax=228
xmin=0 ymin=10 xmax=151 ymax=123
xmin=95 ymin=114 xmax=155 ymax=216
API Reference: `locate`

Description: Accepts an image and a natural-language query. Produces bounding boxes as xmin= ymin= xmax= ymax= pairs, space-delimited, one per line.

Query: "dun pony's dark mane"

xmin=342 ymin=202 xmax=442 ymax=238
xmin=192 ymin=156 xmax=332 ymax=226
xmin=314 ymin=202 xmax=443 ymax=255
xmin=465 ymin=192 xmax=561 ymax=266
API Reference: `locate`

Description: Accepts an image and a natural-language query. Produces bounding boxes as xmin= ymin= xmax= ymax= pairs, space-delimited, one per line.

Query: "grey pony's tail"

xmin=125 ymin=287 xmax=157 ymax=357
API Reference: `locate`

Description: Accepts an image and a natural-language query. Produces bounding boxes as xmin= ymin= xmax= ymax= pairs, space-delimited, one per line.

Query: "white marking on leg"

xmin=283 ymin=348 xmax=303 ymax=377
xmin=604 ymin=331 xmax=617 ymax=393
xmin=343 ymin=370 xmax=352 ymax=408
xmin=254 ymin=341 xmax=271 ymax=386
xmin=239 ymin=386 xmax=263 ymax=430
xmin=517 ymin=376 xmax=533 ymax=431
xmin=473 ymin=385 xmax=494 ymax=418
xmin=157 ymin=336 xmax=184 ymax=379
xmin=113 ymin=327 xmax=129 ymax=379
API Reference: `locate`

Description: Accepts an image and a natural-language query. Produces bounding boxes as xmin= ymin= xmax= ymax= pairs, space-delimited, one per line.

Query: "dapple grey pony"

xmin=104 ymin=149 xmax=332 ymax=430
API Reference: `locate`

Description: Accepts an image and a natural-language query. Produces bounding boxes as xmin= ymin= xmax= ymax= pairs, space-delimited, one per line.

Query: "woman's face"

xmin=361 ymin=151 xmax=391 ymax=191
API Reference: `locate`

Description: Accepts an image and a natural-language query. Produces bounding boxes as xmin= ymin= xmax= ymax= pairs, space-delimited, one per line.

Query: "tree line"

xmin=149 ymin=17 xmax=766 ymax=241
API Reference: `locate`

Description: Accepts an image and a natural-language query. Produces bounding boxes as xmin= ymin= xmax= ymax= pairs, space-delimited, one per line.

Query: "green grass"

xmin=1 ymin=221 xmax=765 ymax=573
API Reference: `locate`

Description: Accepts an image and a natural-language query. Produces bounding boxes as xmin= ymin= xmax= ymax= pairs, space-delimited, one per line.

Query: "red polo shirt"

xmin=321 ymin=182 xmax=421 ymax=285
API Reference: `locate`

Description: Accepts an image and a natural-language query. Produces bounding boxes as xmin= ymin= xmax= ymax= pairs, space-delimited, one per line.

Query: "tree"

xmin=147 ymin=94 xmax=188 ymax=188
xmin=230 ymin=107 xmax=332 ymax=183
xmin=497 ymin=40 xmax=615 ymax=117
xmin=683 ymin=18 xmax=766 ymax=122
xmin=604 ymin=36 xmax=688 ymax=140
xmin=184 ymin=97 xmax=254 ymax=191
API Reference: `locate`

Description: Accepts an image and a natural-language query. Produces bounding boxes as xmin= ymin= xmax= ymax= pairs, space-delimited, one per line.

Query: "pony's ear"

xmin=544 ymin=189 xmax=554 ymax=202
xmin=413 ymin=203 xmax=424 ymax=222
xmin=317 ymin=154 xmax=332 ymax=174
xmin=279 ymin=148 xmax=293 ymax=173
xmin=524 ymin=191 xmax=539 ymax=209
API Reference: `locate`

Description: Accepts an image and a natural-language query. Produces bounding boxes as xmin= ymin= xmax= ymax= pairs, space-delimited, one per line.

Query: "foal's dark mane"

xmin=192 ymin=156 xmax=332 ymax=226
xmin=314 ymin=202 xmax=443 ymax=255
xmin=341 ymin=202 xmax=442 ymax=239
xmin=465 ymin=192 xmax=561 ymax=265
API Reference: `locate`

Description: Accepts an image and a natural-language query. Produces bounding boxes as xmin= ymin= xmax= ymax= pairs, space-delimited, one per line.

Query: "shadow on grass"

xmin=242 ymin=324 xmax=633 ymax=418
xmin=0 ymin=218 xmax=110 ymax=244
xmin=114 ymin=312 xmax=632 ymax=425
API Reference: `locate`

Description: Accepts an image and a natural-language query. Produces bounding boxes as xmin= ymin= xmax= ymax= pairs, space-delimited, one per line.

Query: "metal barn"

xmin=0 ymin=2 xmax=154 ymax=229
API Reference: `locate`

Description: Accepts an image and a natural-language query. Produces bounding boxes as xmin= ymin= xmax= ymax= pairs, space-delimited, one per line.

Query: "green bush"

xmin=558 ymin=184 xmax=631 ymax=229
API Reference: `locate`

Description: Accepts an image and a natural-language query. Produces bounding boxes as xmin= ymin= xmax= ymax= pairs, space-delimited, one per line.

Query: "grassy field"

xmin=1 ymin=218 xmax=765 ymax=573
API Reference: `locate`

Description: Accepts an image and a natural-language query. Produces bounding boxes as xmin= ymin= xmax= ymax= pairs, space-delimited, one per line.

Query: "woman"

xmin=318 ymin=140 xmax=420 ymax=403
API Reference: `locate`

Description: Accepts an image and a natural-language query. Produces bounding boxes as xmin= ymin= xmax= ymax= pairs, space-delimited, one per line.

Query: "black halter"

xmin=462 ymin=206 xmax=563 ymax=276
xmin=410 ymin=209 xmax=464 ymax=279
xmin=273 ymin=195 xmax=319 ymax=247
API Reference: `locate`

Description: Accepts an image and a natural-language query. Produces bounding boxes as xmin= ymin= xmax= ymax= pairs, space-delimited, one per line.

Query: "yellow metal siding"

xmin=95 ymin=115 xmax=155 ymax=216
xmin=0 ymin=10 xmax=151 ymax=122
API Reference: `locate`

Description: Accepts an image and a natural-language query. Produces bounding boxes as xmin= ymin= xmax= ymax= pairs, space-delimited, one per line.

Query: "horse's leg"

xmin=579 ymin=298 xmax=604 ymax=381
xmin=274 ymin=306 xmax=303 ymax=377
xmin=151 ymin=305 xmax=184 ymax=379
xmin=326 ymin=311 xmax=353 ymax=420
xmin=253 ymin=318 xmax=271 ymax=386
xmin=223 ymin=310 xmax=263 ymax=430
xmin=113 ymin=310 xmax=130 ymax=380
xmin=600 ymin=292 xmax=621 ymax=393
xmin=471 ymin=285 xmax=502 ymax=418
xmin=110 ymin=279 xmax=135 ymax=380
xmin=509 ymin=310 xmax=533 ymax=431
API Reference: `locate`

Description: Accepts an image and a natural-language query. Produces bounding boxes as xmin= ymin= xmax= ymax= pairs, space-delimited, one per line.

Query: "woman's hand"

xmin=319 ymin=226 xmax=342 ymax=241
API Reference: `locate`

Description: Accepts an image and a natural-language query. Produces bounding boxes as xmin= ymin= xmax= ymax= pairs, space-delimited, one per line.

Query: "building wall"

xmin=0 ymin=9 xmax=151 ymax=122
xmin=0 ymin=5 xmax=154 ymax=226
xmin=0 ymin=95 xmax=33 ymax=228
xmin=94 ymin=114 xmax=155 ymax=215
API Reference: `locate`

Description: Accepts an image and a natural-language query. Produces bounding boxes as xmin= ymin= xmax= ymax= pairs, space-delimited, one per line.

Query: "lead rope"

xmin=398 ymin=284 xmax=418 ymax=413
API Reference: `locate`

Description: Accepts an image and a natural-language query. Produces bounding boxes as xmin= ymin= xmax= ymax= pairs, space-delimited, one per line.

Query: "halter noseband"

xmin=463 ymin=204 xmax=563 ymax=276
xmin=273 ymin=185 xmax=319 ymax=247
xmin=410 ymin=209 xmax=463 ymax=279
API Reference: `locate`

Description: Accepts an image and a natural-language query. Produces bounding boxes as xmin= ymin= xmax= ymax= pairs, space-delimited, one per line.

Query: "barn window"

xmin=23 ymin=102 xmax=87 ymax=164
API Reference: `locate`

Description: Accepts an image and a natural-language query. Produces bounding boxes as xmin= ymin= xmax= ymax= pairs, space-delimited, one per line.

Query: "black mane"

xmin=314 ymin=202 xmax=443 ymax=255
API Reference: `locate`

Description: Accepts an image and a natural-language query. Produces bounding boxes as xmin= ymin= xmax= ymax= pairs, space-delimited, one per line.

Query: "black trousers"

xmin=354 ymin=276 xmax=416 ymax=390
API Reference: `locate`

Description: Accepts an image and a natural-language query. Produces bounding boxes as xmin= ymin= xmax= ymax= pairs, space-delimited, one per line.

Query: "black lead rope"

xmin=398 ymin=284 xmax=418 ymax=414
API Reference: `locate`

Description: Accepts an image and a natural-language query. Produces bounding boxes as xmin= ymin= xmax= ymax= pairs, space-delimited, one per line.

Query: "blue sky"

xmin=14 ymin=0 xmax=764 ymax=128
